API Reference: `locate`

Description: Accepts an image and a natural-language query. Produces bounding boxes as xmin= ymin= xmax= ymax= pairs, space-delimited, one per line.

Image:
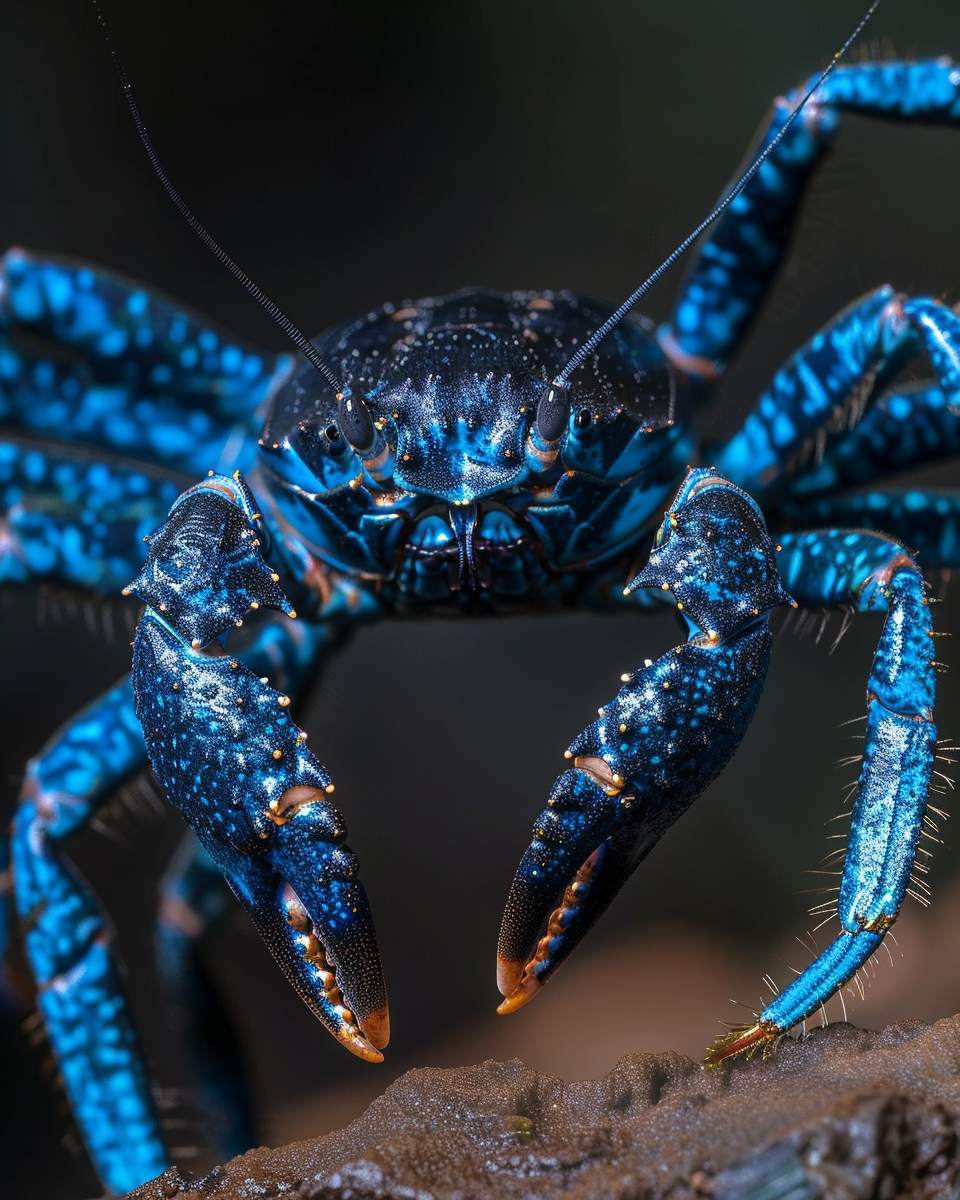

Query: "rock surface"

xmin=126 ymin=1016 xmax=960 ymax=1200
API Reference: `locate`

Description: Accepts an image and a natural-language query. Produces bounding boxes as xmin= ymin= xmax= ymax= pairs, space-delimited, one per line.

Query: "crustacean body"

xmin=1 ymin=8 xmax=959 ymax=1194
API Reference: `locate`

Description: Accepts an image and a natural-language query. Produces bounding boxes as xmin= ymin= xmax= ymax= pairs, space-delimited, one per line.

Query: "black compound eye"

xmin=535 ymin=386 xmax=571 ymax=443
xmin=574 ymin=408 xmax=593 ymax=430
xmin=337 ymin=393 xmax=376 ymax=454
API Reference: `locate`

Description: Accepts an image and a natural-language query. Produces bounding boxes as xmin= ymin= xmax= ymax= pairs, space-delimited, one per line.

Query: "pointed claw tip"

xmin=496 ymin=981 xmax=540 ymax=1015
xmin=337 ymin=1026 xmax=385 ymax=1063
xmin=495 ymin=958 xmax=542 ymax=1015
xmin=361 ymin=1004 xmax=391 ymax=1051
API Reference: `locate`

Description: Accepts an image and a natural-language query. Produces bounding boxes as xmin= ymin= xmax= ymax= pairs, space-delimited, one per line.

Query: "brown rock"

xmin=125 ymin=1015 xmax=960 ymax=1200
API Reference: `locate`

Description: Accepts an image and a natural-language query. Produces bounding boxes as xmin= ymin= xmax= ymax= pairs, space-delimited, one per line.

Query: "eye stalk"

xmin=336 ymin=392 xmax=395 ymax=485
xmin=525 ymin=381 xmax=570 ymax=472
xmin=337 ymin=393 xmax=378 ymax=456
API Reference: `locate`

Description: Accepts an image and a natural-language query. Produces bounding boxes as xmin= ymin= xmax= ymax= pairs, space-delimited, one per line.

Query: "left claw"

xmin=130 ymin=472 xmax=388 ymax=1060
xmin=498 ymin=469 xmax=792 ymax=1013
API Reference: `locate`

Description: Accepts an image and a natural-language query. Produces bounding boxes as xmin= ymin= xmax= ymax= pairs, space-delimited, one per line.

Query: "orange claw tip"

xmin=496 ymin=955 xmax=523 ymax=998
xmin=337 ymin=1026 xmax=386 ymax=1063
xmin=361 ymin=1004 xmax=391 ymax=1051
xmin=704 ymin=1019 xmax=779 ymax=1068
xmin=495 ymin=973 xmax=542 ymax=1016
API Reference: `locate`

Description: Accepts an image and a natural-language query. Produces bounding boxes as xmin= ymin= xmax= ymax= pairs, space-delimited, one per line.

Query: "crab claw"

xmin=497 ymin=766 xmax=653 ymax=1012
xmin=208 ymin=787 xmax=390 ymax=1060
xmin=130 ymin=473 xmax=388 ymax=1060
xmin=498 ymin=468 xmax=792 ymax=1014
xmin=134 ymin=613 xmax=389 ymax=1059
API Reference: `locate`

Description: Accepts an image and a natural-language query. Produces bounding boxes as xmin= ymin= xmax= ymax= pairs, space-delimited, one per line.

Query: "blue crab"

xmin=2 ymin=4 xmax=960 ymax=1195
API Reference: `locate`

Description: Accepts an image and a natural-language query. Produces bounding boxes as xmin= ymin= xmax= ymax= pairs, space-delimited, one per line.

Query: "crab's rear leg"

xmin=498 ymin=469 xmax=793 ymax=1009
xmin=707 ymin=531 xmax=936 ymax=1064
xmin=0 ymin=249 xmax=291 ymax=476
xmin=128 ymin=471 xmax=389 ymax=1062
xmin=11 ymin=677 xmax=165 ymax=1191
xmin=660 ymin=60 xmax=960 ymax=378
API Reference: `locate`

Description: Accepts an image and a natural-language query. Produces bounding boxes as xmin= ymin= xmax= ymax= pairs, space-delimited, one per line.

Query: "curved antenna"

xmin=92 ymin=0 xmax=345 ymax=399
xmin=552 ymin=0 xmax=882 ymax=390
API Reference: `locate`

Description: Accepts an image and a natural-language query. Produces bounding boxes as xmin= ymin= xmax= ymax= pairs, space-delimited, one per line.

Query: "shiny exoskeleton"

xmin=2 ymin=53 xmax=960 ymax=1195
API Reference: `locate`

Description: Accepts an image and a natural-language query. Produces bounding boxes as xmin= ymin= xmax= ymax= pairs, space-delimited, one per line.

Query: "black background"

xmin=1 ymin=1 xmax=959 ymax=1195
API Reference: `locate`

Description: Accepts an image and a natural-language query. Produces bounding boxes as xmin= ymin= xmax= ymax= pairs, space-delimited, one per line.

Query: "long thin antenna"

xmin=552 ymin=0 xmax=882 ymax=389
xmin=92 ymin=0 xmax=345 ymax=398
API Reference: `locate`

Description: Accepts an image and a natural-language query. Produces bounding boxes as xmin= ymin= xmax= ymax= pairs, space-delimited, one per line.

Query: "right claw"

xmin=130 ymin=473 xmax=388 ymax=1060
xmin=497 ymin=765 xmax=651 ymax=1012
xmin=498 ymin=469 xmax=792 ymax=1014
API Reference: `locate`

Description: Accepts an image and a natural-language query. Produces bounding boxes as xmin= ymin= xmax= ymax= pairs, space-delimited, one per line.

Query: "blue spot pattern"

xmin=1 ymin=51 xmax=958 ymax=1195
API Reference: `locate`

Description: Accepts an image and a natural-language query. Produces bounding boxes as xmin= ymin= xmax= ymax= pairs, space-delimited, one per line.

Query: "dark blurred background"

xmin=1 ymin=1 xmax=959 ymax=1195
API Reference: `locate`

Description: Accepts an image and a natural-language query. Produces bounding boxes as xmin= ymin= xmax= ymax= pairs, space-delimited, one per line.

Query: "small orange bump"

xmin=288 ymin=609 xmax=298 ymax=619
xmin=250 ymin=600 xmax=260 ymax=610
xmin=564 ymin=750 xmax=573 ymax=759
xmin=158 ymin=602 xmax=167 ymax=612
xmin=272 ymin=749 xmax=283 ymax=760
xmin=278 ymin=695 xmax=291 ymax=707
xmin=661 ymin=582 xmax=670 ymax=591
xmin=191 ymin=639 xmax=201 ymax=650
xmin=620 ymin=673 xmax=630 ymax=682
xmin=619 ymin=723 xmax=627 ymax=733
xmin=663 ymin=681 xmax=670 ymax=689
xmin=230 ymin=660 xmax=240 ymax=669
xmin=121 ymin=587 xmax=131 ymax=596
xmin=676 ymin=601 xmax=684 ymax=611
xmin=324 ymin=783 xmax=336 ymax=793
xmin=271 ymin=573 xmax=280 ymax=582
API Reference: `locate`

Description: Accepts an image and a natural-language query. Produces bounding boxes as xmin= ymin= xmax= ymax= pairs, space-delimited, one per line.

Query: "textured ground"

xmin=125 ymin=1015 xmax=960 ymax=1200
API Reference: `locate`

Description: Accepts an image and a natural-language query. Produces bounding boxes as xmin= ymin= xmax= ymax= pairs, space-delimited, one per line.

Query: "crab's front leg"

xmin=498 ymin=469 xmax=793 ymax=1010
xmin=128 ymin=471 xmax=389 ymax=1060
xmin=707 ymin=530 xmax=936 ymax=1064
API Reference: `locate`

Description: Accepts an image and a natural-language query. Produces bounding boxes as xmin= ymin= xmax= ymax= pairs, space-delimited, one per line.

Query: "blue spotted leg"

xmin=660 ymin=59 xmax=960 ymax=379
xmin=0 ymin=249 xmax=291 ymax=476
xmin=497 ymin=469 xmax=794 ymax=1009
xmin=713 ymin=287 xmax=960 ymax=493
xmin=706 ymin=529 xmax=936 ymax=1063
xmin=11 ymin=678 xmax=165 ymax=1188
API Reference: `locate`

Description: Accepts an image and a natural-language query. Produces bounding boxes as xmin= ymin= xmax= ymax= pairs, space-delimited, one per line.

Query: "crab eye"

xmin=535 ymin=387 xmax=570 ymax=443
xmin=574 ymin=408 xmax=593 ymax=430
xmin=337 ymin=393 xmax=377 ymax=454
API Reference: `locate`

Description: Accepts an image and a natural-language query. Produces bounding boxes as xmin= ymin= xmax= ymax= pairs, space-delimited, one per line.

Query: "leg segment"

xmin=783 ymin=384 xmax=960 ymax=503
xmin=0 ymin=434 xmax=185 ymax=593
xmin=783 ymin=490 xmax=960 ymax=571
xmin=707 ymin=531 xmax=936 ymax=1063
xmin=10 ymin=677 xmax=164 ymax=1193
xmin=498 ymin=470 xmax=792 ymax=1011
xmin=0 ymin=249 xmax=292 ymax=475
xmin=711 ymin=288 xmax=960 ymax=495
xmin=659 ymin=60 xmax=960 ymax=377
